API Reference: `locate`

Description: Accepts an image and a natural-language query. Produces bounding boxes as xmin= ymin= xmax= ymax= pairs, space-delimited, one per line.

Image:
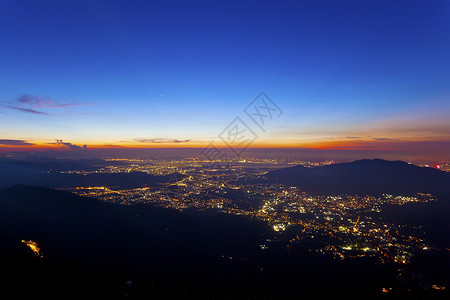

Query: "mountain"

xmin=0 ymin=171 xmax=186 ymax=189
xmin=266 ymin=159 xmax=450 ymax=196
xmin=0 ymin=185 xmax=270 ymax=268
xmin=266 ymin=159 xmax=450 ymax=248
xmin=0 ymin=163 xmax=185 ymax=189
xmin=0 ymin=185 xmax=276 ymax=297
xmin=0 ymin=157 xmax=175 ymax=189
xmin=0 ymin=185 xmax=449 ymax=298
xmin=0 ymin=157 xmax=122 ymax=173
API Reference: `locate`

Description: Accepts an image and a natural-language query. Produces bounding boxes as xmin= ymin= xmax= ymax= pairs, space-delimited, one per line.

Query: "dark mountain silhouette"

xmin=0 ymin=184 xmax=282 ymax=297
xmin=266 ymin=159 xmax=450 ymax=196
xmin=0 ymin=156 xmax=184 ymax=189
xmin=266 ymin=159 xmax=450 ymax=248
xmin=4 ymin=171 xmax=185 ymax=189
xmin=0 ymin=157 xmax=122 ymax=173
xmin=0 ymin=157 xmax=187 ymax=190
xmin=0 ymin=184 xmax=270 ymax=268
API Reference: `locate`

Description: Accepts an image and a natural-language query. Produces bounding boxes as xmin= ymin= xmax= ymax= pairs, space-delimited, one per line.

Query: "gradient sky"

xmin=0 ymin=0 xmax=449 ymax=159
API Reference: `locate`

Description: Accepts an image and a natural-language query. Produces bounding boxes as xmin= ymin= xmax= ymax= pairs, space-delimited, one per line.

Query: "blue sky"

xmin=0 ymin=0 xmax=449 ymax=156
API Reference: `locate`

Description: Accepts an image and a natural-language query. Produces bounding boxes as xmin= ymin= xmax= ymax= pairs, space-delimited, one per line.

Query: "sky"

xmin=0 ymin=0 xmax=449 ymax=160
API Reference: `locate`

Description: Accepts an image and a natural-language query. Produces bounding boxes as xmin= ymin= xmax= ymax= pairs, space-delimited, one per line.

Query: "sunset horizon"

xmin=1 ymin=1 xmax=449 ymax=163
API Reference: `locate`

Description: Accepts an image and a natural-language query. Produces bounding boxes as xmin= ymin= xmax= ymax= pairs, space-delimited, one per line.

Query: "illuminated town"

xmin=57 ymin=157 xmax=440 ymax=266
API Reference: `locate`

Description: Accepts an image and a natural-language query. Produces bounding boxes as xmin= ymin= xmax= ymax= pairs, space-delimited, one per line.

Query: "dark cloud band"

xmin=0 ymin=139 xmax=35 ymax=146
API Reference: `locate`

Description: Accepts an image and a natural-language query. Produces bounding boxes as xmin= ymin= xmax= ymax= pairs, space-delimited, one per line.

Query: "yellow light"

xmin=431 ymin=284 xmax=446 ymax=290
xmin=21 ymin=240 xmax=43 ymax=258
xmin=272 ymin=223 xmax=286 ymax=232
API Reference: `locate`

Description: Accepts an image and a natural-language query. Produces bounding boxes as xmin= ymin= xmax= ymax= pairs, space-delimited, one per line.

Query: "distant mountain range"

xmin=0 ymin=158 xmax=183 ymax=189
xmin=0 ymin=157 xmax=124 ymax=173
xmin=266 ymin=159 xmax=450 ymax=196
xmin=3 ymin=171 xmax=186 ymax=189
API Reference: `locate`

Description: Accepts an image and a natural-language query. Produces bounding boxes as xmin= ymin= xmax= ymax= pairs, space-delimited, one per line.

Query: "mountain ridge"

xmin=266 ymin=158 xmax=450 ymax=196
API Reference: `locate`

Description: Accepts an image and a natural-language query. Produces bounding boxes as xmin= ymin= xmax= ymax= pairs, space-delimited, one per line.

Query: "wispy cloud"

xmin=50 ymin=139 xmax=87 ymax=150
xmin=16 ymin=94 xmax=84 ymax=108
xmin=2 ymin=94 xmax=90 ymax=115
xmin=134 ymin=138 xmax=191 ymax=144
xmin=102 ymin=144 xmax=125 ymax=148
xmin=371 ymin=137 xmax=401 ymax=141
xmin=0 ymin=139 xmax=35 ymax=146
xmin=4 ymin=106 xmax=53 ymax=115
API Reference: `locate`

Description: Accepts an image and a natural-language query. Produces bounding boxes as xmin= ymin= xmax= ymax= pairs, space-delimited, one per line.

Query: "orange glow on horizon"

xmin=1 ymin=135 xmax=450 ymax=157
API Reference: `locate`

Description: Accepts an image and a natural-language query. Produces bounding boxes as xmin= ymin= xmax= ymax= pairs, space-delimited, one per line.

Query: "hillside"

xmin=266 ymin=159 xmax=450 ymax=196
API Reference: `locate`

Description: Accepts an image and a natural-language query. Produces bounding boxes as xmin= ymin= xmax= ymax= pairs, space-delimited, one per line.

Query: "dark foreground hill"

xmin=0 ymin=185 xmax=273 ymax=298
xmin=0 ymin=185 xmax=449 ymax=299
xmin=266 ymin=159 xmax=450 ymax=196
xmin=0 ymin=184 xmax=270 ymax=270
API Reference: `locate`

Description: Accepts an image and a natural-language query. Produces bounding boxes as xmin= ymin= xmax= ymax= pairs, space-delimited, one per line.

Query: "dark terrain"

xmin=0 ymin=157 xmax=183 ymax=189
xmin=267 ymin=159 xmax=450 ymax=196
xmin=1 ymin=159 xmax=449 ymax=298
xmin=267 ymin=159 xmax=450 ymax=248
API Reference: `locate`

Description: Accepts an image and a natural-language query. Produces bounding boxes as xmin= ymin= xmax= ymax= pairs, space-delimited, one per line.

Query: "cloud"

xmin=0 ymin=139 xmax=35 ymax=146
xmin=4 ymin=106 xmax=53 ymax=115
xmin=102 ymin=144 xmax=125 ymax=148
xmin=334 ymin=136 xmax=363 ymax=140
xmin=17 ymin=95 xmax=52 ymax=107
xmin=51 ymin=139 xmax=87 ymax=150
xmin=2 ymin=94 xmax=90 ymax=115
xmin=16 ymin=94 xmax=82 ymax=108
xmin=371 ymin=137 xmax=400 ymax=141
xmin=134 ymin=138 xmax=191 ymax=144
